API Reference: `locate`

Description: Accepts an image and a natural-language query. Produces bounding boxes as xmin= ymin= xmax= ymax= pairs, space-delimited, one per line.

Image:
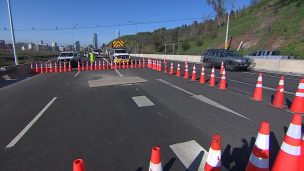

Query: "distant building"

xmin=66 ymin=45 xmax=74 ymax=51
xmin=39 ymin=40 xmax=44 ymax=45
xmin=35 ymin=44 xmax=51 ymax=51
xmin=51 ymin=42 xmax=58 ymax=52
xmin=93 ymin=33 xmax=98 ymax=49
xmin=21 ymin=45 xmax=27 ymax=51
xmin=28 ymin=43 xmax=35 ymax=50
xmin=116 ymin=30 xmax=120 ymax=38
xmin=59 ymin=46 xmax=65 ymax=52
xmin=74 ymin=41 xmax=80 ymax=52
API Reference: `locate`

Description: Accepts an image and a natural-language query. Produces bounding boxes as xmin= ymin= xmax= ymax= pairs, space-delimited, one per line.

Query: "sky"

xmin=0 ymin=0 xmax=250 ymax=46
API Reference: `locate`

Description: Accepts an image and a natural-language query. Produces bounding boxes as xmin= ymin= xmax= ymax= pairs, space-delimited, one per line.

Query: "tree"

xmin=206 ymin=0 xmax=225 ymax=27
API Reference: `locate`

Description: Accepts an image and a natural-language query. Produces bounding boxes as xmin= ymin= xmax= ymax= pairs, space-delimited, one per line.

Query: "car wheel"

xmin=204 ymin=60 xmax=212 ymax=68
xmin=226 ymin=62 xmax=236 ymax=71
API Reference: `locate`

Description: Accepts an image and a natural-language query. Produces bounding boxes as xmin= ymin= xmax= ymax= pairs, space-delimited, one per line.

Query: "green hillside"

xmin=116 ymin=0 xmax=304 ymax=59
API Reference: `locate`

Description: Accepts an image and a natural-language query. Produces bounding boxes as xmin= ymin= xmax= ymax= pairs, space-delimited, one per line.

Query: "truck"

xmin=108 ymin=40 xmax=130 ymax=64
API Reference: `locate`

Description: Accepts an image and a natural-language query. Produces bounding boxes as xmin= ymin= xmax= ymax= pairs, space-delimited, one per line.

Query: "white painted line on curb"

xmin=170 ymin=140 xmax=208 ymax=171
xmin=132 ymin=96 xmax=155 ymax=107
xmin=115 ymin=69 xmax=124 ymax=77
xmin=6 ymin=97 xmax=57 ymax=148
xmin=74 ymin=71 xmax=80 ymax=77
xmin=192 ymin=95 xmax=252 ymax=121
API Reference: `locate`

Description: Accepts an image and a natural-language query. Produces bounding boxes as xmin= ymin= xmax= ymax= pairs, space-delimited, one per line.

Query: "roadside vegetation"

xmin=117 ymin=0 xmax=304 ymax=59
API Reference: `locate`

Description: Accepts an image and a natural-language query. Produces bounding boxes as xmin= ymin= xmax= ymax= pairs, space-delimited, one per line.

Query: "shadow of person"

xmin=269 ymin=131 xmax=280 ymax=168
xmin=163 ymin=157 xmax=176 ymax=171
xmin=187 ymin=151 xmax=204 ymax=171
xmin=285 ymin=98 xmax=293 ymax=108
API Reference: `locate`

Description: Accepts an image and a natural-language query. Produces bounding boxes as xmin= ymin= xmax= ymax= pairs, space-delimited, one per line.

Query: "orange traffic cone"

xmin=45 ymin=63 xmax=48 ymax=73
xmin=135 ymin=59 xmax=138 ymax=68
xmin=219 ymin=68 xmax=227 ymax=90
xmin=41 ymin=63 xmax=44 ymax=73
xmin=73 ymin=159 xmax=85 ymax=171
xmin=143 ymin=58 xmax=146 ymax=68
xmin=271 ymin=76 xmax=285 ymax=109
xmin=246 ymin=121 xmax=269 ymax=171
xmin=138 ymin=59 xmax=141 ymax=68
xmin=102 ymin=61 xmax=105 ymax=70
xmin=149 ymin=146 xmax=162 ymax=171
xmin=63 ymin=62 xmax=67 ymax=72
xmin=30 ymin=63 xmax=34 ymax=74
xmin=272 ymin=113 xmax=302 ymax=171
xmin=89 ymin=62 xmax=93 ymax=71
xmin=148 ymin=59 xmax=151 ymax=68
xmin=290 ymin=78 xmax=304 ymax=114
xmin=81 ymin=61 xmax=84 ymax=71
xmin=98 ymin=60 xmax=101 ymax=70
xmin=54 ymin=62 xmax=58 ymax=73
xmin=49 ymin=62 xmax=53 ymax=73
xmin=35 ymin=63 xmax=40 ymax=73
xmin=68 ymin=62 xmax=72 ymax=72
xmin=191 ymin=64 xmax=196 ymax=81
xmin=94 ymin=61 xmax=97 ymax=71
xmin=300 ymin=133 xmax=304 ymax=171
xmin=220 ymin=61 xmax=224 ymax=74
xmin=204 ymin=134 xmax=221 ymax=171
xmin=59 ymin=62 xmax=62 ymax=72
xmin=251 ymin=73 xmax=263 ymax=102
xmin=130 ymin=60 xmax=133 ymax=69
xmin=164 ymin=61 xmax=168 ymax=73
xmin=77 ymin=61 xmax=81 ymax=72
xmin=159 ymin=61 xmax=162 ymax=72
xmin=200 ymin=64 xmax=206 ymax=84
xmin=209 ymin=67 xmax=216 ymax=87
xmin=170 ymin=62 xmax=174 ymax=75
xmin=176 ymin=63 xmax=181 ymax=77
xmin=85 ymin=61 xmax=89 ymax=71
xmin=184 ymin=63 xmax=189 ymax=79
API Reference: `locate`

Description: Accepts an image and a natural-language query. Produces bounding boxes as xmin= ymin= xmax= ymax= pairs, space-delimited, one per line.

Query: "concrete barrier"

xmin=132 ymin=54 xmax=304 ymax=75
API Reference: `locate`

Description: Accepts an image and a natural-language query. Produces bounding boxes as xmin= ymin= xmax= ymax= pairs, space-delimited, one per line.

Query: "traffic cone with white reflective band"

xmin=143 ymin=58 xmax=146 ymax=68
xmin=209 ymin=67 xmax=216 ymax=87
xmin=131 ymin=60 xmax=133 ymax=69
xmin=98 ymin=60 xmax=101 ymax=70
xmin=77 ymin=61 xmax=81 ymax=72
xmin=272 ymin=113 xmax=302 ymax=171
xmin=139 ymin=59 xmax=141 ymax=68
xmin=170 ymin=62 xmax=174 ymax=75
xmin=45 ymin=63 xmax=48 ymax=73
xmin=159 ymin=61 xmax=162 ymax=72
xmin=64 ymin=62 xmax=67 ymax=72
xmin=102 ymin=61 xmax=105 ymax=70
xmin=184 ymin=63 xmax=189 ymax=79
xmin=271 ymin=76 xmax=285 ymax=109
xmin=49 ymin=62 xmax=53 ymax=73
xmin=251 ymin=73 xmax=263 ymax=102
xmin=54 ymin=62 xmax=58 ymax=73
xmin=41 ymin=63 xmax=44 ymax=73
xmin=191 ymin=64 xmax=196 ymax=81
xmin=122 ymin=61 xmax=125 ymax=69
xmin=30 ymin=63 xmax=34 ymax=73
xmin=149 ymin=146 xmax=162 ymax=171
xmin=204 ymin=134 xmax=221 ymax=171
xmin=200 ymin=65 xmax=206 ymax=84
xmin=73 ymin=159 xmax=85 ymax=171
xmin=59 ymin=62 xmax=62 ymax=72
xmin=81 ymin=61 xmax=84 ymax=71
xmin=94 ymin=61 xmax=97 ymax=71
xmin=246 ymin=121 xmax=269 ymax=171
xmin=219 ymin=68 xmax=227 ymax=90
xmin=290 ymin=78 xmax=304 ymax=114
xmin=164 ymin=61 xmax=168 ymax=73
xmin=85 ymin=61 xmax=88 ymax=71
xmin=90 ymin=62 xmax=93 ymax=71
xmin=152 ymin=60 xmax=155 ymax=69
xmin=176 ymin=63 xmax=181 ymax=77
xmin=35 ymin=63 xmax=40 ymax=73
xmin=220 ymin=61 xmax=224 ymax=75
xmin=68 ymin=62 xmax=72 ymax=72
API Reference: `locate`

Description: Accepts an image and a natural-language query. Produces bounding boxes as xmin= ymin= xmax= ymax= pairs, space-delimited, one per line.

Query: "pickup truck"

xmin=245 ymin=50 xmax=292 ymax=59
xmin=57 ymin=51 xmax=79 ymax=67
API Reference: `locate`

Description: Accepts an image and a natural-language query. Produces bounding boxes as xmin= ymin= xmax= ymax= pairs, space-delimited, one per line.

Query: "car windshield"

xmin=115 ymin=50 xmax=127 ymax=53
xmin=223 ymin=51 xmax=242 ymax=57
xmin=60 ymin=53 xmax=74 ymax=57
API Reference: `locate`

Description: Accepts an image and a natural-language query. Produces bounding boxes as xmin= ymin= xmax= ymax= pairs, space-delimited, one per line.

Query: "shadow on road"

xmin=187 ymin=151 xmax=204 ymax=171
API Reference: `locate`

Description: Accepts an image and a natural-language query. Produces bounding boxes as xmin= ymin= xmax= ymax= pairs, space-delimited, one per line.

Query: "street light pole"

xmin=7 ymin=0 xmax=18 ymax=65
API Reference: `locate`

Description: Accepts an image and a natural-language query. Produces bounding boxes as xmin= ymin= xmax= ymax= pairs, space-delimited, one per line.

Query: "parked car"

xmin=201 ymin=49 xmax=251 ymax=71
xmin=245 ymin=50 xmax=292 ymax=59
xmin=57 ymin=51 xmax=79 ymax=67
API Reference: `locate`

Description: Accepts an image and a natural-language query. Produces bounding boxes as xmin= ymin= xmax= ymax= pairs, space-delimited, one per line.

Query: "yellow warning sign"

xmin=112 ymin=40 xmax=125 ymax=48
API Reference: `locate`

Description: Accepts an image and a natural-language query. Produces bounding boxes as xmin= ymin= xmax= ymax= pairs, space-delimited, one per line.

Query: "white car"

xmin=57 ymin=51 xmax=79 ymax=67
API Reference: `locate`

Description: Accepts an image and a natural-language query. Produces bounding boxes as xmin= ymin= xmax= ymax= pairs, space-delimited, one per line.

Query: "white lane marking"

xmin=157 ymin=79 xmax=252 ymax=121
xmin=115 ymin=69 xmax=124 ymax=77
xmin=74 ymin=71 xmax=80 ymax=77
xmin=192 ymin=95 xmax=252 ymax=121
xmin=241 ymin=71 xmax=301 ymax=80
xmin=6 ymin=97 xmax=57 ymax=148
xmin=156 ymin=79 xmax=195 ymax=96
xmin=103 ymin=58 xmax=109 ymax=63
xmin=170 ymin=140 xmax=208 ymax=171
xmin=132 ymin=96 xmax=155 ymax=107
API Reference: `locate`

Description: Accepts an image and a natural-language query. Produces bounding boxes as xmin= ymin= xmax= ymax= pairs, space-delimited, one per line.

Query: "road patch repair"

xmin=132 ymin=96 xmax=155 ymax=107
xmin=88 ymin=76 xmax=147 ymax=87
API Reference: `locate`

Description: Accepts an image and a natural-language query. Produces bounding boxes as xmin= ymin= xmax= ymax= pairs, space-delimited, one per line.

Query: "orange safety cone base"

xmin=272 ymin=150 xmax=300 ymax=171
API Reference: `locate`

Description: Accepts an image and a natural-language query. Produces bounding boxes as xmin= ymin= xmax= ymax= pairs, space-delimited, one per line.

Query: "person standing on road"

xmin=90 ymin=51 xmax=95 ymax=63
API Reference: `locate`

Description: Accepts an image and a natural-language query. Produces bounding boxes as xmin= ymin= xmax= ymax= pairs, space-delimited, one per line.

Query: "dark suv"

xmin=201 ymin=49 xmax=251 ymax=71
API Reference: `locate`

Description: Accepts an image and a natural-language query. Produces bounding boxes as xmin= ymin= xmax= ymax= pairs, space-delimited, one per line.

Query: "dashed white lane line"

xmin=156 ymin=79 xmax=252 ymax=121
xmin=6 ymin=97 xmax=57 ymax=148
xmin=115 ymin=69 xmax=124 ymax=77
xmin=74 ymin=71 xmax=80 ymax=77
xmin=132 ymin=96 xmax=155 ymax=107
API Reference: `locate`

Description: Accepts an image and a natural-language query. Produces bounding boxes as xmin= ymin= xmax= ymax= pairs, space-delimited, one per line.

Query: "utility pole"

xmin=7 ymin=0 xmax=18 ymax=65
xmin=225 ymin=13 xmax=230 ymax=50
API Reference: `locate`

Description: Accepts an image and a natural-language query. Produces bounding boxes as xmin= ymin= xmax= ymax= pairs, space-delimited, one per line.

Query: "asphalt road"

xmin=0 ymin=59 xmax=302 ymax=170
